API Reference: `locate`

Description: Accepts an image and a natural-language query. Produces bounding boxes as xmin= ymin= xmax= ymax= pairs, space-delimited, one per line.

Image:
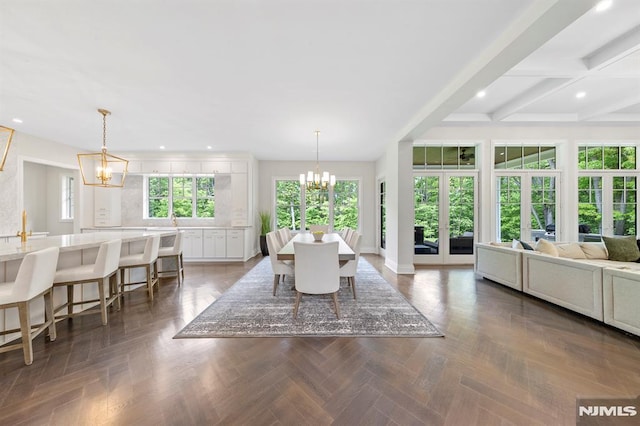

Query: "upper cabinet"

xmin=170 ymin=161 xmax=201 ymax=174
xmin=201 ymin=161 xmax=231 ymax=174
xmin=140 ymin=161 xmax=171 ymax=174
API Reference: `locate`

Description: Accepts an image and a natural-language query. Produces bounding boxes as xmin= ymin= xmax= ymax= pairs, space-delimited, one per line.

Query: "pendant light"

xmin=77 ymin=109 xmax=129 ymax=187
xmin=0 ymin=125 xmax=14 ymax=171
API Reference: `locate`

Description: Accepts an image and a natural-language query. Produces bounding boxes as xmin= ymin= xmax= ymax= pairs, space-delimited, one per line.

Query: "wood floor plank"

xmin=0 ymin=254 xmax=638 ymax=425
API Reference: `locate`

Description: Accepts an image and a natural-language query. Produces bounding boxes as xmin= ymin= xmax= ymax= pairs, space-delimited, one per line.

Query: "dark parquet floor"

xmin=1 ymin=254 xmax=639 ymax=425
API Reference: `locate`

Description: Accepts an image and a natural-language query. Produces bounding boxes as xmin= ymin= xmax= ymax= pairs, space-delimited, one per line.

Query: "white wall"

xmin=0 ymin=131 xmax=86 ymax=236
xmin=257 ymin=160 xmax=377 ymax=253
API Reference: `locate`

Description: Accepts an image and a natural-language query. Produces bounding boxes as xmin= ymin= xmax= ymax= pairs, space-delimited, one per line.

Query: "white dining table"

xmin=276 ymin=232 xmax=355 ymax=262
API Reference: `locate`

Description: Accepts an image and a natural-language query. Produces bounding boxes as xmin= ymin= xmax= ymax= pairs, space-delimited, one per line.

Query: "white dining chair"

xmin=340 ymin=232 xmax=361 ymax=299
xmin=266 ymin=231 xmax=294 ymax=296
xmin=0 ymin=247 xmax=59 ymax=365
xmin=157 ymin=231 xmax=185 ymax=286
xmin=293 ymin=241 xmax=340 ymax=319
xmin=119 ymin=234 xmax=160 ymax=301
xmin=53 ymin=239 xmax=122 ymax=325
xmin=309 ymin=224 xmax=329 ymax=233
xmin=278 ymin=227 xmax=292 ymax=245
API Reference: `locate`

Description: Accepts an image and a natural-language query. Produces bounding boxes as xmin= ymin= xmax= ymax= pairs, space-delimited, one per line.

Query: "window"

xmin=578 ymin=145 xmax=636 ymax=170
xmin=276 ymin=180 xmax=301 ymax=230
xmin=305 ymin=187 xmax=330 ymax=229
xmin=61 ymin=175 xmax=74 ymax=220
xmin=196 ymin=177 xmax=215 ymax=217
xmin=380 ymin=181 xmax=386 ymax=250
xmin=333 ymin=180 xmax=359 ymax=230
xmin=172 ymin=177 xmax=193 ymax=217
xmin=148 ymin=177 xmax=170 ymax=218
xmin=274 ymin=178 xmax=360 ymax=231
xmin=578 ymin=145 xmax=637 ymax=238
xmin=146 ymin=175 xmax=215 ymax=218
xmin=494 ymin=145 xmax=556 ymax=169
xmin=413 ymin=145 xmax=476 ymax=169
xmin=578 ymin=176 xmax=603 ymax=234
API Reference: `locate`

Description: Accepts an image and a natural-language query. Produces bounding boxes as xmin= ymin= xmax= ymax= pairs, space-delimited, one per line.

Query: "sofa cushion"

xmin=579 ymin=242 xmax=608 ymax=259
xmin=602 ymin=236 xmax=640 ymax=262
xmin=556 ymin=242 xmax=587 ymax=259
xmin=536 ymin=238 xmax=558 ymax=257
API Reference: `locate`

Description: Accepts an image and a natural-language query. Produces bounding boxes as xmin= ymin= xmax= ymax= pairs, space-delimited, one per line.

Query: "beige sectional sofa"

xmin=475 ymin=240 xmax=640 ymax=336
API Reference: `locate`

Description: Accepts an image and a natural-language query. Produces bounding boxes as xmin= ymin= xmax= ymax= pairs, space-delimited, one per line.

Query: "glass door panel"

xmin=613 ymin=176 xmax=637 ymax=236
xmin=578 ymin=176 xmax=602 ymax=237
xmin=496 ymin=176 xmax=521 ymax=242
xmin=414 ymin=172 xmax=477 ymax=264
xmin=414 ymin=176 xmax=440 ymax=255
xmin=530 ymin=175 xmax=557 ymax=241
xmin=448 ymin=176 xmax=475 ymax=256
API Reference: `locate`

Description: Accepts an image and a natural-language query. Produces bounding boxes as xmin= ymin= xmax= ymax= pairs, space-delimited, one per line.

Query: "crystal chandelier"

xmin=299 ymin=130 xmax=335 ymax=190
xmin=77 ymin=109 xmax=129 ymax=187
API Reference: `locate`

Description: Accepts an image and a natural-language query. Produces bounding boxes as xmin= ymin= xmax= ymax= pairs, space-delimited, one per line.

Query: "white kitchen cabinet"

xmin=94 ymin=187 xmax=122 ymax=227
xmin=201 ymin=161 xmax=231 ymax=174
xmin=226 ymin=229 xmax=244 ymax=258
xmin=203 ymin=229 xmax=226 ymax=258
xmin=140 ymin=161 xmax=171 ymax=174
xmin=126 ymin=160 xmax=142 ymax=174
xmin=182 ymin=229 xmax=203 ymax=258
xmin=231 ymin=173 xmax=248 ymax=226
xmin=230 ymin=161 xmax=248 ymax=173
xmin=171 ymin=161 xmax=201 ymax=174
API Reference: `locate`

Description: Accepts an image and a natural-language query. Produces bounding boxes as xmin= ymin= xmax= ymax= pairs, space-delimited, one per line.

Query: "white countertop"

xmin=0 ymin=230 xmax=177 ymax=262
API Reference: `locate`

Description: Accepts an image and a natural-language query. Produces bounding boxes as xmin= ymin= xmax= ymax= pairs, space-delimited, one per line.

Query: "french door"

xmin=495 ymin=171 xmax=560 ymax=242
xmin=414 ymin=172 xmax=478 ymax=265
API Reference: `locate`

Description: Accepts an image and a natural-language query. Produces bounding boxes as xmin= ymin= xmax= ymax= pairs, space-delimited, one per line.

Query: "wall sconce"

xmin=0 ymin=126 xmax=15 ymax=171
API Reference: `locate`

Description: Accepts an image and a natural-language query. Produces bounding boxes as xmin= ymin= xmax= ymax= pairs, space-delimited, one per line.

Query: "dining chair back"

xmin=0 ymin=246 xmax=59 ymax=365
xmin=309 ymin=224 xmax=329 ymax=233
xmin=340 ymin=232 xmax=361 ymax=299
xmin=266 ymin=231 xmax=294 ymax=295
xmin=293 ymin=241 xmax=340 ymax=318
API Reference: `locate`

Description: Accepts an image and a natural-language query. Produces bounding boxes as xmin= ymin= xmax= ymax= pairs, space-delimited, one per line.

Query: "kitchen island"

xmin=0 ymin=230 xmax=177 ymax=345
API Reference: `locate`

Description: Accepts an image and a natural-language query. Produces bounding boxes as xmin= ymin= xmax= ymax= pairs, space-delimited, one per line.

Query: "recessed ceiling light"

xmin=595 ymin=0 xmax=612 ymax=12
xmin=159 ymin=145 xmax=165 ymax=150
xmin=476 ymin=90 xmax=486 ymax=98
xmin=576 ymin=91 xmax=586 ymax=99
xmin=12 ymin=118 xmax=23 ymax=123
xmin=206 ymin=145 xmax=212 ymax=150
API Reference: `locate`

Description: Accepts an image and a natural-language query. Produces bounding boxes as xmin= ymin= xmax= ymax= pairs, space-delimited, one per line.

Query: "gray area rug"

xmin=175 ymin=258 xmax=443 ymax=338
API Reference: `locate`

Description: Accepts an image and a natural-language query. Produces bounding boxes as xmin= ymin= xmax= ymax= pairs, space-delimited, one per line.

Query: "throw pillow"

xmin=579 ymin=242 xmax=608 ymax=259
xmin=556 ymin=243 xmax=586 ymax=259
xmin=602 ymin=236 xmax=640 ymax=262
xmin=518 ymin=240 xmax=534 ymax=250
xmin=535 ymin=238 xmax=558 ymax=257
xmin=512 ymin=239 xmax=523 ymax=249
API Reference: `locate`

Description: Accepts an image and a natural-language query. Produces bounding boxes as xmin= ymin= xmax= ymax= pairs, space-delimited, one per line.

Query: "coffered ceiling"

xmin=0 ymin=1 xmax=638 ymax=162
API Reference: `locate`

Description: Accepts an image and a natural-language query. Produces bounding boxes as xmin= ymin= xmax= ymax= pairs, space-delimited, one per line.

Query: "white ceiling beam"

xmin=582 ymin=25 xmax=640 ymax=70
xmin=396 ymin=0 xmax=600 ymax=142
xmin=578 ymin=93 xmax=640 ymax=121
xmin=490 ymin=77 xmax=574 ymax=121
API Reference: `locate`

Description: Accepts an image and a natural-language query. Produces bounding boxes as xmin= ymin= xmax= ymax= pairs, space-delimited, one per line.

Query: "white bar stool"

xmin=0 ymin=247 xmax=59 ymax=365
xmin=53 ymin=239 xmax=122 ymax=325
xmin=118 ymin=234 xmax=160 ymax=301
xmin=157 ymin=231 xmax=184 ymax=286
